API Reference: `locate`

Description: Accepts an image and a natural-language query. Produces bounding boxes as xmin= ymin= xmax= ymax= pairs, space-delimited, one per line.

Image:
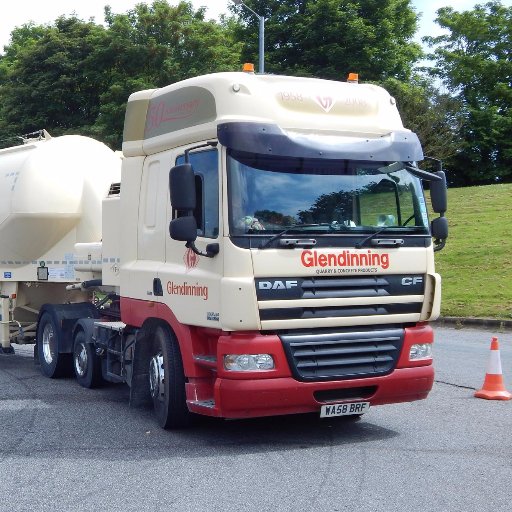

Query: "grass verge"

xmin=434 ymin=183 xmax=512 ymax=320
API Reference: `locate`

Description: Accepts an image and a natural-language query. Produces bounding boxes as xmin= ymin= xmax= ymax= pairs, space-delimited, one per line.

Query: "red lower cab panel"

xmin=121 ymin=298 xmax=434 ymax=419
xmin=187 ymin=324 xmax=434 ymax=419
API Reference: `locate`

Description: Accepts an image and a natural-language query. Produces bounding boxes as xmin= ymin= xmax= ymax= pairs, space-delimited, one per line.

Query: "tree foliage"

xmin=229 ymin=0 xmax=423 ymax=81
xmin=0 ymin=1 xmax=242 ymax=148
xmin=0 ymin=0 xmax=510 ymax=188
xmin=424 ymin=1 xmax=512 ymax=186
xmin=0 ymin=18 xmax=108 ymax=143
xmin=380 ymin=77 xmax=462 ymax=167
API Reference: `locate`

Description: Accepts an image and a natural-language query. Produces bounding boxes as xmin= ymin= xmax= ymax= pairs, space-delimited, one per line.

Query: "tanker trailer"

xmin=0 ymin=133 xmax=121 ymax=354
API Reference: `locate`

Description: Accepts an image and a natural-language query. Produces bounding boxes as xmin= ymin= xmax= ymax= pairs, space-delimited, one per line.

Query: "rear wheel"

xmin=73 ymin=330 xmax=103 ymax=388
xmin=148 ymin=325 xmax=191 ymax=429
xmin=37 ymin=312 xmax=69 ymax=378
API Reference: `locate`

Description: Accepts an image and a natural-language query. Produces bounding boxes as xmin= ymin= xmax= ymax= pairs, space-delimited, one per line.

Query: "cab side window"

xmin=176 ymin=149 xmax=219 ymax=239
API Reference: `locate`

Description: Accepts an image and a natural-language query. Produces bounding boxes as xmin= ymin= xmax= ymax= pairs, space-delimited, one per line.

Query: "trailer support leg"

xmin=0 ymin=297 xmax=14 ymax=354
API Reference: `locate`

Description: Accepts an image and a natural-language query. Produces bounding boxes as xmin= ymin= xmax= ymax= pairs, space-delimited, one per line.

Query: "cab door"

xmin=161 ymin=147 xmax=224 ymax=327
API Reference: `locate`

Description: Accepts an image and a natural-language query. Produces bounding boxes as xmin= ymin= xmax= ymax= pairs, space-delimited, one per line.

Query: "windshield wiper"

xmin=355 ymin=226 xmax=404 ymax=249
xmin=260 ymin=223 xmax=347 ymax=249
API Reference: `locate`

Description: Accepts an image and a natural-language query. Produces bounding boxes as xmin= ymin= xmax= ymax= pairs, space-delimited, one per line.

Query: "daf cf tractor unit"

xmin=0 ymin=70 xmax=448 ymax=428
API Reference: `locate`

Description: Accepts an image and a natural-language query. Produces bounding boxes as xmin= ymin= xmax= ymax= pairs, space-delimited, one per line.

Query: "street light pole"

xmin=232 ymin=0 xmax=265 ymax=73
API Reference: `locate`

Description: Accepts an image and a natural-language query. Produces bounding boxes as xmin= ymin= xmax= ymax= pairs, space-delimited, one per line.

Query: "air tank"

xmin=0 ymin=135 xmax=121 ymax=261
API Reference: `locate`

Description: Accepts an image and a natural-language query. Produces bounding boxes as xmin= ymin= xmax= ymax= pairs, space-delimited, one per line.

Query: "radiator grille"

xmin=261 ymin=303 xmax=420 ymax=321
xmin=280 ymin=327 xmax=404 ymax=381
xmin=256 ymin=274 xmax=424 ymax=322
xmin=256 ymin=275 xmax=424 ymax=301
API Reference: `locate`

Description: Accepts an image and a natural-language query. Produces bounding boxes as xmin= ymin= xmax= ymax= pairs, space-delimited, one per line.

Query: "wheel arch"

xmin=120 ymin=298 xmax=197 ymax=376
xmin=131 ymin=317 xmax=179 ymax=380
xmin=127 ymin=317 xmax=176 ymax=407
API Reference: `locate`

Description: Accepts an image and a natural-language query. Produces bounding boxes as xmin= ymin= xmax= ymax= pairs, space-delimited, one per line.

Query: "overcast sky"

xmin=1 ymin=0 xmax=511 ymax=53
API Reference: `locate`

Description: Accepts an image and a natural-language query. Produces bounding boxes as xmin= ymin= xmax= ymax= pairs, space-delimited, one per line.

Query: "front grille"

xmin=261 ymin=303 xmax=420 ymax=321
xmin=280 ymin=327 xmax=403 ymax=381
xmin=256 ymin=274 xmax=424 ymax=323
xmin=256 ymin=275 xmax=424 ymax=301
xmin=301 ymin=277 xmax=391 ymax=299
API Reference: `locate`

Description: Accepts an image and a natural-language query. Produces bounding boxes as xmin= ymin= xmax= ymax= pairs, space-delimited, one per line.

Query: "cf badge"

xmin=402 ymin=277 xmax=423 ymax=286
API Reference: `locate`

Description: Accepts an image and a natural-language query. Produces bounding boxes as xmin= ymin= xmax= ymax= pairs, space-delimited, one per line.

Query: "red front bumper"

xmin=209 ymin=366 xmax=433 ymax=419
xmin=186 ymin=325 xmax=434 ymax=419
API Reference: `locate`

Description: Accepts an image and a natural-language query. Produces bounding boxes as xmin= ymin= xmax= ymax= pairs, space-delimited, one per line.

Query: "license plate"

xmin=320 ymin=401 xmax=370 ymax=418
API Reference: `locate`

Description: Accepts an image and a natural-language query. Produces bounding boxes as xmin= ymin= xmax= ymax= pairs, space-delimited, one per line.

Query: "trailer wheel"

xmin=37 ymin=312 xmax=69 ymax=378
xmin=73 ymin=330 xmax=103 ymax=388
xmin=148 ymin=325 xmax=191 ymax=429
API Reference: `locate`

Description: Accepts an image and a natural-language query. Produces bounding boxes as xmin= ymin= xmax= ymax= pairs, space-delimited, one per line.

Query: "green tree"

xmin=0 ymin=1 xmax=242 ymax=148
xmin=424 ymin=1 xmax=512 ymax=186
xmin=0 ymin=18 xmax=108 ymax=142
xmin=380 ymin=77 xmax=462 ymax=169
xmin=230 ymin=0 xmax=423 ymax=81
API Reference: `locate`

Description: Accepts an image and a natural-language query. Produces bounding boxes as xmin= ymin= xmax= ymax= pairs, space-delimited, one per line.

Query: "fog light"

xmin=224 ymin=354 xmax=274 ymax=371
xmin=409 ymin=343 xmax=432 ymax=360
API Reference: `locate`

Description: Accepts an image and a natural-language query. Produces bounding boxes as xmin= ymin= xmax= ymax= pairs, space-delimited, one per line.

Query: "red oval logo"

xmin=184 ymin=247 xmax=199 ymax=271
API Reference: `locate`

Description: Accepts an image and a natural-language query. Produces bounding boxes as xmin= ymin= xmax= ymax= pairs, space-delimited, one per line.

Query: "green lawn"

xmin=433 ymin=183 xmax=512 ymax=320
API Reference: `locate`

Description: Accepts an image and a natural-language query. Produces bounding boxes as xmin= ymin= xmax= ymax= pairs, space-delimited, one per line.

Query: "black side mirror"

xmin=169 ymin=163 xmax=198 ymax=245
xmin=431 ymin=216 xmax=448 ymax=252
xmin=430 ymin=170 xmax=447 ymax=214
xmin=169 ymin=216 xmax=197 ymax=242
xmin=170 ymin=163 xmax=196 ymax=211
xmin=168 ymin=162 xmax=218 ymax=258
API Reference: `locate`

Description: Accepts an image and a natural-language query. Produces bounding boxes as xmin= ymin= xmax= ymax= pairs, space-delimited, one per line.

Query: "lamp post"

xmin=232 ymin=0 xmax=265 ymax=73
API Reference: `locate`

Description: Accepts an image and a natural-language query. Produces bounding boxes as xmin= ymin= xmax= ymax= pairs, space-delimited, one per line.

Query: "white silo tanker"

xmin=0 ymin=133 xmax=121 ymax=352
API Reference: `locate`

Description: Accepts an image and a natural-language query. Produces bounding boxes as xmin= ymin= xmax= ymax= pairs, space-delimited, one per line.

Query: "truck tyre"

xmin=73 ymin=330 xmax=103 ymax=388
xmin=37 ymin=312 xmax=70 ymax=378
xmin=148 ymin=325 xmax=191 ymax=429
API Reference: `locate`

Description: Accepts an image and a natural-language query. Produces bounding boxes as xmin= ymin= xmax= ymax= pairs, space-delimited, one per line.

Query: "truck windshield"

xmin=227 ymin=150 xmax=430 ymax=236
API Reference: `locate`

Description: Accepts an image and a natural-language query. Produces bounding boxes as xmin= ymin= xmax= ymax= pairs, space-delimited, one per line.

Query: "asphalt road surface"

xmin=1 ymin=325 xmax=511 ymax=512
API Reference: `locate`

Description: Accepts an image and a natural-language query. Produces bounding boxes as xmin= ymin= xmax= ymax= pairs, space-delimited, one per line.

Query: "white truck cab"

xmin=0 ymin=71 xmax=448 ymax=429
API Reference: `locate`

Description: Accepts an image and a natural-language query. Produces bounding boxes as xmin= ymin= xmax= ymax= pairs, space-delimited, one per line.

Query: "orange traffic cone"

xmin=474 ymin=337 xmax=511 ymax=400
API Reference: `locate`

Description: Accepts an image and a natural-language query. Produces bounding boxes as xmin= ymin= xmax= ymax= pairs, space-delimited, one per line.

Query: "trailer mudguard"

xmin=37 ymin=302 xmax=99 ymax=354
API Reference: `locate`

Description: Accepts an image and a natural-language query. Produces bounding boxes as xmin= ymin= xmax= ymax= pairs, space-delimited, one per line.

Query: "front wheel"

xmin=37 ymin=312 xmax=70 ymax=378
xmin=148 ymin=325 xmax=191 ymax=429
xmin=73 ymin=330 xmax=103 ymax=388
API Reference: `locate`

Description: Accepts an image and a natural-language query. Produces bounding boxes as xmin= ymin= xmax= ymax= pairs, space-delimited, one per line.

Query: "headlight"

xmin=409 ymin=343 xmax=433 ymax=360
xmin=224 ymin=354 xmax=275 ymax=371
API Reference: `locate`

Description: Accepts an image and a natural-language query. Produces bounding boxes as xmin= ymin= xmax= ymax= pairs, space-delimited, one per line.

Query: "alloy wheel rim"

xmin=74 ymin=343 xmax=88 ymax=377
xmin=149 ymin=353 xmax=165 ymax=400
xmin=42 ymin=323 xmax=55 ymax=365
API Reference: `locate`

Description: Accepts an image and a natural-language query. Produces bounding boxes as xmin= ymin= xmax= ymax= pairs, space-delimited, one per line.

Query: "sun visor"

xmin=218 ymin=122 xmax=423 ymax=162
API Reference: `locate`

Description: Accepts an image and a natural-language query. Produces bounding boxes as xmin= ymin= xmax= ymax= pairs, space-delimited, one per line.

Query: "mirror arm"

xmin=433 ymin=239 xmax=446 ymax=252
xmin=185 ymin=241 xmax=219 ymax=258
xmin=405 ymin=164 xmax=443 ymax=182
